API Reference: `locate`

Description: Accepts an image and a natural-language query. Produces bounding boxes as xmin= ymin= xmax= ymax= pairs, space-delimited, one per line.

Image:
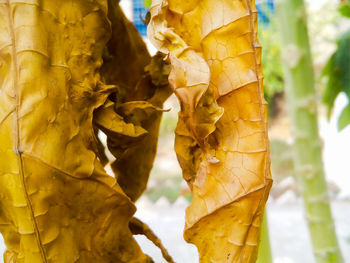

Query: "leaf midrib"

xmin=5 ymin=1 xmax=48 ymax=262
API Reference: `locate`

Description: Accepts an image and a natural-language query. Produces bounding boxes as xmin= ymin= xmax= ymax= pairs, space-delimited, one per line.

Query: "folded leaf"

xmin=148 ymin=0 xmax=272 ymax=261
xmin=94 ymin=100 xmax=148 ymax=139
xmin=99 ymin=1 xmax=172 ymax=202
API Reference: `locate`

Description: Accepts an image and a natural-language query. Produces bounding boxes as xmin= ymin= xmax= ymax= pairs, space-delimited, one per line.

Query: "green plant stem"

xmin=257 ymin=212 xmax=273 ymax=263
xmin=275 ymin=0 xmax=343 ymax=262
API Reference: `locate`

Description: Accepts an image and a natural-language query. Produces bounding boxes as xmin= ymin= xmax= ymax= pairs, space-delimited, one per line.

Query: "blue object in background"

xmin=133 ymin=0 xmax=149 ymax=37
xmin=132 ymin=0 xmax=275 ymax=37
xmin=257 ymin=0 xmax=275 ymax=24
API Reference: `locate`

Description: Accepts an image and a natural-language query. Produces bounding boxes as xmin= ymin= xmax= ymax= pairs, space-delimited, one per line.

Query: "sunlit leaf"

xmin=148 ymin=0 xmax=273 ymax=261
xmin=0 ymin=0 xmax=163 ymax=262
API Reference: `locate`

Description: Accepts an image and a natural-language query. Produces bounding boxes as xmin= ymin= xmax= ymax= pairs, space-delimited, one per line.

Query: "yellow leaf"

xmin=0 ymin=1 xmax=153 ymax=262
xmin=99 ymin=0 xmax=172 ymax=202
xmin=148 ymin=0 xmax=273 ymax=262
xmin=94 ymin=100 xmax=148 ymax=139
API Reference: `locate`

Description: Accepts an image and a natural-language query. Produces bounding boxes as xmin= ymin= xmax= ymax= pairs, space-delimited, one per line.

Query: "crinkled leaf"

xmin=94 ymin=100 xmax=148 ymax=138
xmin=108 ymin=98 xmax=168 ymax=201
xmin=117 ymin=101 xmax=169 ymax=117
xmin=99 ymin=0 xmax=172 ymax=203
xmin=0 ymin=0 xmax=155 ymax=262
xmin=148 ymin=0 xmax=272 ymax=262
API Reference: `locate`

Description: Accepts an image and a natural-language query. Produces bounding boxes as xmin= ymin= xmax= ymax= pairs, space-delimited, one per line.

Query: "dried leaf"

xmin=94 ymin=100 xmax=148 ymax=139
xmin=0 ymin=1 xmax=153 ymax=262
xmin=99 ymin=0 xmax=172 ymax=202
xmin=148 ymin=0 xmax=272 ymax=261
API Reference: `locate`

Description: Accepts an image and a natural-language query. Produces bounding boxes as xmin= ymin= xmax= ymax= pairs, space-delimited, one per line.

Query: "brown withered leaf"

xmin=0 ymin=0 xmax=153 ymax=262
xmin=99 ymin=0 xmax=172 ymax=202
xmin=148 ymin=0 xmax=273 ymax=262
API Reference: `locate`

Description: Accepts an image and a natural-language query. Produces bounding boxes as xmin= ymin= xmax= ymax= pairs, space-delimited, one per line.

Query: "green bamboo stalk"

xmin=275 ymin=0 xmax=343 ymax=262
xmin=257 ymin=212 xmax=273 ymax=263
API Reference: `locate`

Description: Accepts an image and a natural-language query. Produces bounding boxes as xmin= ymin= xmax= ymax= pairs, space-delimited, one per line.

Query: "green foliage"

xmin=145 ymin=177 xmax=192 ymax=202
xmin=322 ymin=1 xmax=350 ymax=130
xmin=339 ymin=1 xmax=350 ymax=18
xmin=144 ymin=0 xmax=152 ymax=8
xmin=322 ymin=54 xmax=342 ymax=118
xmin=338 ymin=104 xmax=350 ymax=131
xmin=323 ymin=30 xmax=350 ymax=130
xmin=270 ymin=140 xmax=294 ymax=181
xmin=146 ymin=183 xmax=182 ymax=202
xmin=258 ymin=10 xmax=284 ymax=117
xmin=260 ymin=26 xmax=284 ymax=98
xmin=257 ymin=213 xmax=273 ymax=263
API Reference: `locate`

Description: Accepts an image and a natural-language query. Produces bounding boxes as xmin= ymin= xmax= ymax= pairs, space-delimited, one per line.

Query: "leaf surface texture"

xmin=0 ymin=0 xmax=166 ymax=262
xmin=148 ymin=0 xmax=272 ymax=261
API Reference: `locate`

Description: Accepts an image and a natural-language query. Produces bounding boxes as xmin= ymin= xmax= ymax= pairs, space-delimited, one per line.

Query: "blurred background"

xmin=1 ymin=0 xmax=350 ymax=262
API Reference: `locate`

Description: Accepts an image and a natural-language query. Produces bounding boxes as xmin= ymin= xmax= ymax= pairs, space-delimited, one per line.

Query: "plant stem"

xmin=257 ymin=212 xmax=273 ymax=263
xmin=275 ymin=0 xmax=343 ymax=262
